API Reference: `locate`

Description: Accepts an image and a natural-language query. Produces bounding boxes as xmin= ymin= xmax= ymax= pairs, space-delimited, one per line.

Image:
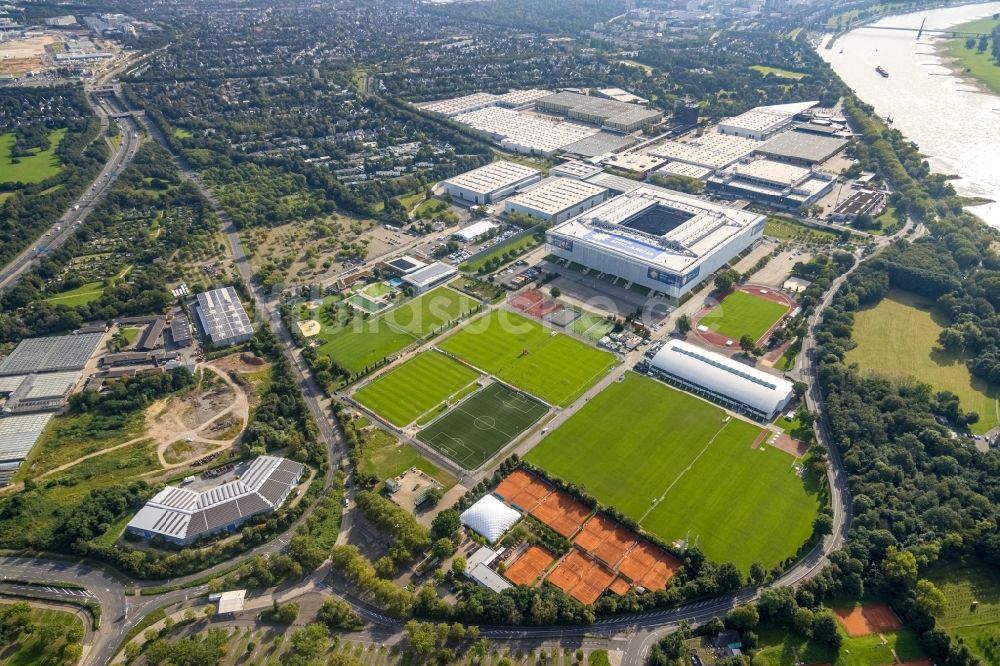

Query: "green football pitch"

xmin=418 ymin=381 xmax=548 ymax=469
xmin=525 ymin=373 xmax=821 ymax=570
xmin=438 ymin=310 xmax=617 ymax=406
xmin=699 ymin=290 xmax=789 ymax=342
xmin=354 ymin=351 xmax=480 ymax=427
xmin=315 ymin=285 xmax=479 ymax=374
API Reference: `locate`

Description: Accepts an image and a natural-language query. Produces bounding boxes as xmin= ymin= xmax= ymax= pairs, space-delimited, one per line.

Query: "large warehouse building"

xmin=648 ymin=340 xmax=794 ymax=421
xmin=504 ymin=177 xmax=609 ymax=224
xmin=126 ymin=456 xmax=304 ymax=545
xmin=546 ymin=187 xmax=765 ymax=299
xmin=196 ymin=287 xmax=254 ymax=347
xmin=536 ymin=91 xmax=662 ymax=133
xmin=717 ymin=101 xmax=817 ymax=140
xmin=441 ymin=161 xmax=542 ymax=204
xmin=706 ymin=159 xmax=835 ymax=210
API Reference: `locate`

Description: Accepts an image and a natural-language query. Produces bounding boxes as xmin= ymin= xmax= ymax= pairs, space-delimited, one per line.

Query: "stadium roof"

xmin=196 ymin=287 xmax=253 ymax=344
xmin=755 ymin=130 xmax=848 ymax=164
xmin=443 ymin=161 xmax=541 ymax=196
xmin=127 ymin=456 xmax=304 ymax=542
xmin=649 ymin=340 xmax=794 ymax=418
xmin=461 ymin=495 xmax=521 ymax=543
xmin=0 ymin=333 xmax=104 ymax=376
xmin=548 ymin=186 xmax=764 ymax=274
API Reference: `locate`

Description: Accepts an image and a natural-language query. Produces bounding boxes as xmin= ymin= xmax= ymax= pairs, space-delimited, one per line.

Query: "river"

xmin=818 ymin=2 xmax=1000 ymax=227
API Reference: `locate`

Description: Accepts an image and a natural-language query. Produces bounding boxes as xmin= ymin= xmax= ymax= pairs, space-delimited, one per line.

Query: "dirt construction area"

xmin=835 ymin=602 xmax=904 ymax=637
xmin=0 ymin=34 xmax=59 ymax=75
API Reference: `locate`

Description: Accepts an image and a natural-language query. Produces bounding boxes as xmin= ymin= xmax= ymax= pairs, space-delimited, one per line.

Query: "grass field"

xmin=567 ymin=312 xmax=615 ymax=341
xmin=751 ymin=65 xmax=806 ymax=79
xmin=753 ymin=622 xmax=925 ymax=666
xmin=358 ymin=426 xmax=457 ymax=491
xmin=418 ymin=381 xmax=548 ymax=469
xmin=700 ymin=290 xmax=790 ymax=342
xmin=0 ymin=128 xmax=66 ymax=185
xmin=438 ymin=310 xmax=617 ymax=406
xmin=846 ymin=289 xmax=998 ymax=433
xmin=460 ymin=231 xmax=543 ymax=273
xmin=0 ymin=603 xmax=84 ymax=665
xmin=316 ymin=285 xmax=479 ymax=375
xmin=0 ymin=439 xmax=159 ymax=548
xmin=354 ymin=351 xmax=480 ymax=427
xmin=43 ymin=280 xmax=105 ymax=307
xmin=525 ymin=373 xmax=820 ymax=570
xmin=946 ymin=18 xmax=1000 ymax=95
xmin=765 ymin=216 xmax=841 ymax=241
xmin=927 ymin=559 xmax=1000 ymax=663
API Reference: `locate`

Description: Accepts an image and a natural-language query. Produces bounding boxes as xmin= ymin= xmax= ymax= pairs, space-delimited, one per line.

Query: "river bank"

xmin=938 ymin=14 xmax=1000 ymax=94
xmin=819 ymin=1 xmax=1000 ymax=228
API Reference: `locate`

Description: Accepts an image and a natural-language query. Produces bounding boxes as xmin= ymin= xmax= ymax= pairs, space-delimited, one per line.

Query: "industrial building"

xmin=0 ymin=332 xmax=104 ymax=376
xmin=706 ymin=159 xmax=835 ymax=210
xmin=418 ymin=92 xmax=500 ymax=117
xmin=460 ymin=494 xmax=521 ymax=543
xmin=754 ymin=130 xmax=848 ymax=166
xmin=559 ymin=131 xmax=637 ymax=158
xmin=454 ymin=220 xmax=498 ymax=242
xmin=402 ymin=262 xmax=457 ymax=294
xmin=170 ymin=315 xmax=194 ymax=348
xmin=504 ymin=178 xmax=609 ymax=224
xmin=551 ymin=160 xmax=604 ymax=181
xmin=195 ymin=287 xmax=254 ymax=347
xmin=136 ymin=317 xmax=166 ymax=351
xmin=0 ymin=412 xmax=55 ymax=485
xmin=535 ymin=91 xmax=662 ymax=132
xmin=465 ymin=545 xmax=513 ymax=593
xmin=717 ymin=101 xmax=817 ymax=140
xmin=453 ymin=106 xmax=599 ymax=156
xmin=126 ymin=456 xmax=304 ymax=545
xmin=495 ymin=89 xmax=552 ymax=109
xmin=648 ymin=131 xmax=761 ymax=170
xmin=442 ymin=161 xmax=542 ymax=204
xmin=546 ymin=187 xmax=765 ymax=299
xmin=831 ymin=189 xmax=887 ymax=221
xmin=594 ymin=88 xmax=648 ymax=105
xmin=0 ymin=371 xmax=79 ymax=414
xmin=647 ymin=340 xmax=794 ymax=421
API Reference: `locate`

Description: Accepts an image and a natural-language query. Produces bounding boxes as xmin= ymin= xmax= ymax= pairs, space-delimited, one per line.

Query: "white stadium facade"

xmin=545 ymin=187 xmax=765 ymax=299
xmin=648 ymin=340 xmax=794 ymax=421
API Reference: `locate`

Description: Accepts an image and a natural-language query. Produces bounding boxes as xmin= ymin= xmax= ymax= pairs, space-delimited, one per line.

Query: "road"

xmin=0 ymin=54 xmax=148 ymax=293
xmin=1 ymin=74 xmax=920 ymax=662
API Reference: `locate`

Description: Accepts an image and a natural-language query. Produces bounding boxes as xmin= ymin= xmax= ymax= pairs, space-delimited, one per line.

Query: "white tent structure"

xmin=460 ymin=495 xmax=521 ymax=543
xmin=648 ymin=340 xmax=794 ymax=421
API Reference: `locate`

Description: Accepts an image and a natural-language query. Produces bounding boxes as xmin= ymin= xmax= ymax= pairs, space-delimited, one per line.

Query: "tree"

xmin=726 ymin=604 xmax=759 ymax=632
xmin=813 ymin=512 xmax=834 ymax=536
xmin=739 ymin=334 xmax=755 ymax=355
xmin=881 ymin=546 xmax=918 ymax=591
xmin=714 ymin=269 xmax=739 ymax=292
xmin=431 ymin=509 xmax=462 ymax=541
xmin=432 ymin=537 xmax=454 ymax=559
xmin=914 ymin=579 xmax=947 ymax=617
xmin=203 ymin=604 xmax=216 ymax=620
xmin=451 ymin=555 xmax=467 ymax=576
xmin=328 ymin=654 xmax=363 ymax=666
xmin=676 ymin=314 xmax=692 ymax=335
xmin=749 ymin=561 xmax=767 ymax=585
xmin=811 ymin=610 xmax=842 ymax=647
xmin=550 ymin=286 xmax=561 ymax=298
xmin=288 ymin=623 xmax=329 ymax=665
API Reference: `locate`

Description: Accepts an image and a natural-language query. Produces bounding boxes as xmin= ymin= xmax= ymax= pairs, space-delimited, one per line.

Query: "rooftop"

xmin=648 ymin=131 xmax=761 ymax=169
xmin=0 ymin=412 xmax=54 ymax=463
xmin=453 ymin=106 xmax=599 ymax=155
xmin=443 ymin=161 xmax=540 ymax=195
xmin=418 ymin=92 xmax=500 ymax=117
xmin=548 ymin=186 xmax=763 ymax=274
xmin=755 ymin=130 xmax=848 ymax=164
xmin=0 ymin=333 xmax=104 ymax=376
xmin=506 ymin=178 xmax=607 ymax=216
xmin=731 ymin=159 xmax=813 ymax=186
xmin=551 ymin=160 xmax=604 ymax=180
xmin=196 ymin=287 xmax=253 ymax=344
xmin=460 ymin=494 xmax=521 ymax=543
xmin=402 ymin=262 xmax=457 ymax=288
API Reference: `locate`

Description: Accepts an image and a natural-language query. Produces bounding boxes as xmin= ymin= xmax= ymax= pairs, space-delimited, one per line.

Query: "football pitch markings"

xmin=418 ymin=381 xmax=548 ymax=469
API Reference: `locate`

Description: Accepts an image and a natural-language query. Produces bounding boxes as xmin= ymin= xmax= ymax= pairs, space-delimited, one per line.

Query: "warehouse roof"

xmin=455 ymin=220 xmax=498 ymax=241
xmin=454 ymin=107 xmax=599 ymax=155
xmin=648 ymin=131 xmax=761 ymax=169
xmin=560 ymin=131 xmax=636 ymax=158
xmin=196 ymin=287 xmax=253 ymax=345
xmin=731 ymin=159 xmax=813 ymax=186
xmin=127 ymin=456 xmax=304 ymax=542
xmin=0 ymin=333 xmax=104 ymax=376
xmin=506 ymin=178 xmax=607 ymax=216
xmin=551 ymin=160 xmax=604 ymax=180
xmin=0 ymin=413 xmax=54 ymax=463
xmin=495 ymin=89 xmax=551 ymax=107
xmin=418 ymin=92 xmax=500 ymax=116
xmin=443 ymin=161 xmax=541 ymax=196
xmin=461 ymin=495 xmax=521 ymax=543
xmin=650 ymin=340 xmax=794 ymax=417
xmin=756 ymin=130 xmax=848 ymax=164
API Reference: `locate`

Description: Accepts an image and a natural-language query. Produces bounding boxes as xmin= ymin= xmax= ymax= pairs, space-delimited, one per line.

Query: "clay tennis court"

xmin=495 ymin=469 xmax=551 ymax=511
xmin=835 ymin=602 xmax=904 ymax=637
xmin=504 ymin=545 xmax=555 ymax=586
xmin=530 ymin=490 xmax=592 ymax=537
xmin=574 ymin=514 xmax=636 ymax=568
xmin=618 ymin=541 xmax=681 ymax=591
xmin=525 ymin=299 xmax=561 ymax=318
xmin=510 ymin=289 xmax=544 ymax=310
xmin=546 ymin=549 xmax=616 ymax=605
xmin=609 ymin=577 xmax=631 ymax=595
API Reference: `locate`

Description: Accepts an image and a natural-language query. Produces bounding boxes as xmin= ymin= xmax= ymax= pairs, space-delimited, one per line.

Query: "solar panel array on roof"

xmin=196 ymin=287 xmax=253 ymax=347
xmin=0 ymin=333 xmax=104 ymax=376
xmin=125 ymin=455 xmax=305 ymax=544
